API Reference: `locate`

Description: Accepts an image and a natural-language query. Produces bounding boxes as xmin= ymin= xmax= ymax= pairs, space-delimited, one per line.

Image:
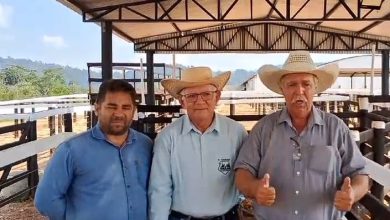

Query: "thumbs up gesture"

xmin=334 ymin=177 xmax=355 ymax=211
xmin=254 ymin=173 xmax=276 ymax=206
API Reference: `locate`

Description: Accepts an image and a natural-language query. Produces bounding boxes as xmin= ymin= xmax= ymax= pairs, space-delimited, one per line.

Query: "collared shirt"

xmin=234 ymin=107 xmax=367 ymax=220
xmin=149 ymin=113 xmax=247 ymax=220
xmin=34 ymin=124 xmax=153 ymax=220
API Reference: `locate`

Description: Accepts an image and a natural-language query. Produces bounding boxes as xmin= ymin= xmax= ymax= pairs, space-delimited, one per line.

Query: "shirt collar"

xmin=277 ymin=106 xmax=325 ymax=127
xmin=181 ymin=113 xmax=220 ymax=135
xmin=91 ymin=123 xmax=136 ymax=145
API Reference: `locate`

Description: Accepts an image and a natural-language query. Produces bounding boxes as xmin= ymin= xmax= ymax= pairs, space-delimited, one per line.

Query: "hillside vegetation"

xmin=0 ymin=65 xmax=86 ymax=101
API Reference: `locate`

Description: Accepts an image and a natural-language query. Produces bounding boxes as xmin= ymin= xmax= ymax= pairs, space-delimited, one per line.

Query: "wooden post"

xmin=145 ymin=114 xmax=156 ymax=136
xmin=229 ymin=104 xmax=235 ymax=116
xmin=358 ymin=97 xmax=370 ymax=131
xmin=73 ymin=112 xmax=77 ymax=123
xmin=371 ymin=121 xmax=385 ymax=200
xmin=27 ymin=121 xmax=39 ymax=197
xmin=92 ymin=111 xmax=98 ymax=127
xmin=57 ymin=114 xmax=63 ymax=133
xmin=64 ymin=113 xmax=73 ymax=132
xmin=48 ymin=107 xmax=56 ymax=136
xmin=86 ymin=111 xmax=92 ymax=129
xmin=20 ymin=108 xmax=25 ymax=126
xmin=14 ymin=108 xmax=18 ymax=138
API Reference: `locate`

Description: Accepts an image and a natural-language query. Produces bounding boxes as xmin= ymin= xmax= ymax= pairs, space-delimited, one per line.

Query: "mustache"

xmin=111 ymin=116 xmax=125 ymax=122
xmin=292 ymin=96 xmax=308 ymax=103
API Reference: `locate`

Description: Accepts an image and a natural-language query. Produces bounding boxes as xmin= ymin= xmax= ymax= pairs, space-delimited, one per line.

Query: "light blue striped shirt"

xmin=34 ymin=125 xmax=153 ymax=220
xmin=149 ymin=113 xmax=247 ymax=219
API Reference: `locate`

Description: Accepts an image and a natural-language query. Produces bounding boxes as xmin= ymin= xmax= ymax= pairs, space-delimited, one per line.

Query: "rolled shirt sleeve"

xmin=234 ymin=121 xmax=263 ymax=177
xmin=339 ymin=128 xmax=367 ymax=177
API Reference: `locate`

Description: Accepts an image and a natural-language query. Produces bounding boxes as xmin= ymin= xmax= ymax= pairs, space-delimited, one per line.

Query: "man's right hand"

xmin=254 ymin=173 xmax=276 ymax=206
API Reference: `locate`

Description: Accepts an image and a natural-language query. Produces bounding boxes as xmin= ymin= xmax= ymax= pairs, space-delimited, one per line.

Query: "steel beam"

xmin=101 ymin=21 xmax=112 ymax=81
xmin=382 ymin=50 xmax=390 ymax=96
xmin=146 ymin=51 xmax=155 ymax=105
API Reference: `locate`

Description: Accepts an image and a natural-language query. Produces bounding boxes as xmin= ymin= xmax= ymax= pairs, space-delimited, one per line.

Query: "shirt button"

xmin=294 ymin=210 xmax=299 ymax=215
xmin=295 ymin=190 xmax=299 ymax=195
xmin=296 ymin=171 xmax=301 ymax=176
xmin=127 ymin=185 xmax=130 ymax=188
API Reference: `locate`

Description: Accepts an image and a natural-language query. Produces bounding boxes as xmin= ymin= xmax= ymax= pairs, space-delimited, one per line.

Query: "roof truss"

xmin=81 ymin=0 xmax=390 ymax=22
xmin=134 ymin=22 xmax=390 ymax=53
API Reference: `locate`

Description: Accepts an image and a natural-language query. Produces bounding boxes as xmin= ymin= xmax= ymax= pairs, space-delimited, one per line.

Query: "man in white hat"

xmin=234 ymin=51 xmax=369 ymax=219
xmin=149 ymin=67 xmax=247 ymax=220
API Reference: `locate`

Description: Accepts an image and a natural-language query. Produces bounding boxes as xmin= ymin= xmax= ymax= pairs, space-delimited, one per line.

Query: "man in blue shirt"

xmin=149 ymin=67 xmax=247 ymax=220
xmin=34 ymin=79 xmax=153 ymax=220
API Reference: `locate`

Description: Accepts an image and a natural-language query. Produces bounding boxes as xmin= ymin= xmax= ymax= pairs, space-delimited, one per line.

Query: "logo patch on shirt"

xmin=218 ymin=158 xmax=231 ymax=175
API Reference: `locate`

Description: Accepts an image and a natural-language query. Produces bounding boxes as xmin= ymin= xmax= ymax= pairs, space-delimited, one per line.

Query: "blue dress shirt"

xmin=34 ymin=124 xmax=153 ymax=220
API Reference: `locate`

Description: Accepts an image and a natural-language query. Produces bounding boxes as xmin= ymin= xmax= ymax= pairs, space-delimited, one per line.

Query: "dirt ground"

xmin=0 ymin=104 xmax=260 ymax=220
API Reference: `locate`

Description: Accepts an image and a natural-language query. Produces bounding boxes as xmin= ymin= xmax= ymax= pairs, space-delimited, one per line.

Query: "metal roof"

xmin=320 ymin=54 xmax=390 ymax=77
xmin=58 ymin=0 xmax=390 ymax=53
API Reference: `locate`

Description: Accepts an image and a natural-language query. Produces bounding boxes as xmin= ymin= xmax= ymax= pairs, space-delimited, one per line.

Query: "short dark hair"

xmin=95 ymin=79 xmax=136 ymax=105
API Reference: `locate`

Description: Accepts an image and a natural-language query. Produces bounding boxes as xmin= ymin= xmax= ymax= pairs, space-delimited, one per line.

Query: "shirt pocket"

xmin=308 ymin=145 xmax=335 ymax=174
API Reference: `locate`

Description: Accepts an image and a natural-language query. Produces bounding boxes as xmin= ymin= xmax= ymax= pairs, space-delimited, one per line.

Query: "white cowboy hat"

xmin=258 ymin=50 xmax=339 ymax=95
xmin=161 ymin=67 xmax=231 ymax=99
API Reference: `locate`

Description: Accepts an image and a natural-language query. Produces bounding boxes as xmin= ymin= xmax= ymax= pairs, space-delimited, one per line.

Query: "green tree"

xmin=0 ymin=81 xmax=10 ymax=100
xmin=0 ymin=66 xmax=87 ymax=101
xmin=1 ymin=66 xmax=35 ymax=86
xmin=37 ymin=68 xmax=68 ymax=96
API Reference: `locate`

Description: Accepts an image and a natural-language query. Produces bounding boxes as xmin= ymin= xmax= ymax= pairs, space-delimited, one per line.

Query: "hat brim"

xmin=161 ymin=71 xmax=231 ymax=99
xmin=258 ymin=64 xmax=339 ymax=95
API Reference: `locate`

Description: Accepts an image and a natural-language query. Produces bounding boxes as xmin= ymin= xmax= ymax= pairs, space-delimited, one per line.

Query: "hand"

xmin=334 ymin=177 xmax=355 ymax=211
xmin=254 ymin=173 xmax=276 ymax=206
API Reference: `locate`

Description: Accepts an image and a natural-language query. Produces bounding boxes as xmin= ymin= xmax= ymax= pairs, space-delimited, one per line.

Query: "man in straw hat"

xmin=149 ymin=67 xmax=247 ymax=220
xmin=234 ymin=51 xmax=369 ymax=219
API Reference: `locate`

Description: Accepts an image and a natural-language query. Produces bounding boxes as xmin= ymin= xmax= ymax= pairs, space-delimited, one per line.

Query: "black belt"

xmin=169 ymin=205 xmax=238 ymax=220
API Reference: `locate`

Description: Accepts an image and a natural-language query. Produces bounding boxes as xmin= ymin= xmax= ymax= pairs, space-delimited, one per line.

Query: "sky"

xmin=0 ymin=0 xmax=360 ymax=72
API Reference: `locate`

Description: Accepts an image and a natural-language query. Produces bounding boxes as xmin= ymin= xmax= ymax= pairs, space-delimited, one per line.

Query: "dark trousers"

xmin=168 ymin=205 xmax=239 ymax=220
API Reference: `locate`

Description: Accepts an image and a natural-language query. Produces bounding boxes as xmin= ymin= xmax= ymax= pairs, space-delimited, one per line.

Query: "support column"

xmin=358 ymin=97 xmax=370 ymax=131
xmin=381 ymin=50 xmax=389 ymax=96
xmin=326 ymin=101 xmax=330 ymax=113
xmin=101 ymin=21 xmax=112 ymax=81
xmin=229 ymin=104 xmax=235 ymax=116
xmin=146 ymin=51 xmax=155 ymax=105
xmin=371 ymin=121 xmax=385 ymax=200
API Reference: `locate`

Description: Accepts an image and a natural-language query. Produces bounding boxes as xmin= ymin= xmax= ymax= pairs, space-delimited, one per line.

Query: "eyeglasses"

xmin=290 ymin=137 xmax=302 ymax=161
xmin=180 ymin=91 xmax=216 ymax=102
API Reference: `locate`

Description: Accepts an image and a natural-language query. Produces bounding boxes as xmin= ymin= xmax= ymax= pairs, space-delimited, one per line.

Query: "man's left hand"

xmin=334 ymin=177 xmax=355 ymax=211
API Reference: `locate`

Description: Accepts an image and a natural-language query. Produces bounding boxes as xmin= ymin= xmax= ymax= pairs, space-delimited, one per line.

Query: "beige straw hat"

xmin=258 ymin=50 xmax=339 ymax=95
xmin=161 ymin=67 xmax=231 ymax=99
